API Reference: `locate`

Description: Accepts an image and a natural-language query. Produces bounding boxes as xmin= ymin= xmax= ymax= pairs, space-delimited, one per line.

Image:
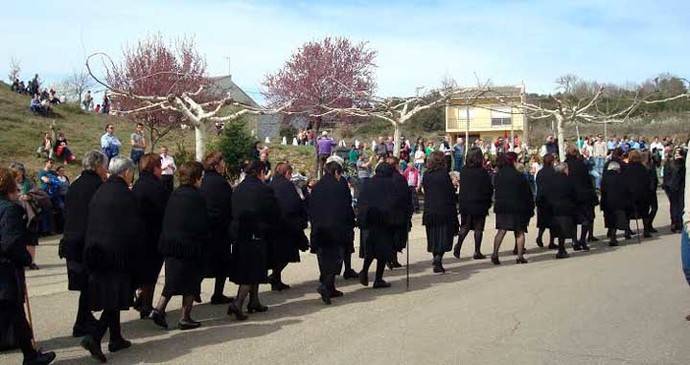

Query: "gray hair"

xmin=554 ymin=162 xmax=568 ymax=174
xmin=108 ymin=156 xmax=135 ymax=177
xmin=82 ymin=150 xmax=108 ymax=171
xmin=8 ymin=161 xmax=26 ymax=176
xmin=607 ymin=161 xmax=621 ymax=171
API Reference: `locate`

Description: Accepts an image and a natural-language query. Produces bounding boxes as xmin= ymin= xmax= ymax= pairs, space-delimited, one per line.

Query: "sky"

xmin=2 ymin=0 xmax=689 ymax=105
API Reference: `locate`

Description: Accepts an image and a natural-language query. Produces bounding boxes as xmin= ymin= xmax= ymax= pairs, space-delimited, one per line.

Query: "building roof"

xmin=450 ymin=85 xmax=523 ymax=101
xmin=206 ymin=75 xmax=259 ymax=108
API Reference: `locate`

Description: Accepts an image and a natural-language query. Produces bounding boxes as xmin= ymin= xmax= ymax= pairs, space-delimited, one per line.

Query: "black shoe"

xmin=247 ymin=303 xmax=268 ymax=313
xmin=643 ymin=231 xmax=652 ymax=238
xmin=536 ymin=238 xmax=544 ymax=248
xmin=391 ymin=260 xmax=403 ymax=268
xmin=572 ymin=243 xmax=582 ymax=251
xmin=359 ymin=270 xmax=369 ymax=286
xmin=547 ymin=243 xmax=558 ymax=250
xmin=343 ymin=268 xmax=359 ymax=280
xmin=271 ymin=281 xmax=291 ymax=291
xmin=24 ymin=350 xmax=56 ymax=365
xmin=80 ymin=335 xmax=106 ymax=363
xmin=139 ymin=306 xmax=152 ymax=319
xmin=581 ymin=243 xmax=590 ymax=252
xmin=512 ymin=247 xmax=518 ymax=255
xmin=210 ymin=294 xmax=233 ymax=304
xmin=588 ymin=236 xmax=599 ymax=242
xmin=516 ymin=257 xmax=529 ymax=264
xmin=609 ymin=240 xmax=619 ymax=247
xmin=227 ymin=302 xmax=248 ymax=320
xmin=72 ymin=324 xmax=92 ymax=338
xmin=194 ymin=294 xmax=202 ymax=303
xmin=433 ymin=264 xmax=445 ymax=273
xmin=132 ymin=295 xmax=143 ymax=312
xmin=108 ymin=338 xmax=132 ymax=352
xmin=491 ymin=255 xmax=501 ymax=265
xmin=178 ymin=319 xmax=201 ymax=330
xmin=373 ymin=280 xmax=391 ymax=289
xmin=452 ymin=244 xmax=461 ymax=259
xmin=624 ymin=233 xmax=632 ymax=240
xmin=649 ymin=227 xmax=658 ymax=233
xmin=317 ymin=286 xmax=331 ymax=305
xmin=473 ymin=252 xmax=486 ymax=260
xmin=28 ymin=263 xmax=40 ymax=270
xmin=330 ymin=289 xmax=344 ymax=298
xmin=556 ymin=250 xmax=569 ymax=259
xmin=149 ymin=309 xmax=168 ymax=329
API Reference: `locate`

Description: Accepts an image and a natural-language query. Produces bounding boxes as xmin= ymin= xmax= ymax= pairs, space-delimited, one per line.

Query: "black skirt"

xmin=575 ymin=205 xmax=595 ymax=224
xmin=66 ymin=260 xmax=88 ymax=291
xmin=137 ymin=254 xmax=164 ymax=287
xmin=536 ymin=206 xmax=552 ymax=229
xmin=162 ymin=257 xmax=203 ymax=297
xmin=425 ymin=224 xmax=455 ymax=254
xmin=202 ymin=242 xmax=232 ymax=279
xmin=604 ymin=210 xmax=629 ymax=230
xmin=267 ymin=232 xmax=305 ymax=268
xmin=359 ymin=228 xmax=395 ymax=261
xmin=392 ymin=225 xmax=408 ymax=252
xmin=229 ymin=238 xmax=268 ymax=285
xmin=87 ymin=271 xmax=133 ymax=311
xmin=495 ymin=213 xmax=530 ymax=233
xmin=460 ymin=214 xmax=486 ymax=231
xmin=316 ymin=246 xmax=344 ymax=277
xmin=551 ymin=215 xmax=576 ymax=239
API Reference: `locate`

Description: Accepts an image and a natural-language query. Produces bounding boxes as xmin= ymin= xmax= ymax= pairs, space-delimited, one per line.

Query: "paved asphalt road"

xmin=2 ymin=193 xmax=689 ymax=364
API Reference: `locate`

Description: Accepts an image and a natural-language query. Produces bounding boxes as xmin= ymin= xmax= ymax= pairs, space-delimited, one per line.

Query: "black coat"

xmin=566 ymin=155 xmax=597 ymax=207
xmin=543 ymin=173 xmax=577 ymax=217
xmin=535 ymin=166 xmax=556 ymax=228
xmin=623 ymin=162 xmax=652 ymax=218
xmin=159 ymin=185 xmax=210 ymax=297
xmin=84 ymin=176 xmax=142 ymax=311
xmin=59 ymin=170 xmax=102 ymax=291
xmin=132 ymin=171 xmax=168 ymax=286
xmin=358 ymin=165 xmax=396 ymax=260
xmin=0 ymin=199 xmax=32 ymax=304
xmin=601 ymin=169 xmax=632 ymax=213
xmin=458 ymin=166 xmax=493 ymax=216
xmin=390 ymin=170 xmax=412 ymax=252
xmin=269 ymin=175 xmax=308 ymax=266
xmin=309 ymin=174 xmax=355 ymax=252
xmin=422 ymin=169 xmax=459 ymax=229
xmin=493 ymin=166 xmax=534 ymax=217
xmin=230 ymin=176 xmax=280 ymax=285
xmin=199 ymin=170 xmax=233 ymax=278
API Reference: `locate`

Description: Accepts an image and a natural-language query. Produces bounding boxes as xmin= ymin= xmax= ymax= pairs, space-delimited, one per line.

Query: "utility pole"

xmin=225 ymin=56 xmax=232 ymax=77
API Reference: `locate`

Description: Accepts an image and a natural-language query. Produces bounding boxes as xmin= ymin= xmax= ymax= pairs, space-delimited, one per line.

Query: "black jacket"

xmin=601 ymin=169 xmax=632 ymax=213
xmin=493 ymin=166 xmax=534 ymax=216
xmin=0 ymin=199 xmax=32 ymax=303
xmin=132 ymin=172 xmax=168 ymax=262
xmin=199 ymin=171 xmax=233 ymax=276
xmin=309 ymin=174 xmax=355 ymax=250
xmin=59 ymin=170 xmax=102 ymax=261
xmin=159 ymin=185 xmax=210 ymax=260
xmin=269 ymin=174 xmax=309 ymax=262
xmin=543 ymin=173 xmax=577 ymax=217
xmin=83 ymin=176 xmax=142 ymax=273
xmin=422 ymin=168 xmax=459 ymax=227
xmin=566 ymin=155 xmax=597 ymax=207
xmin=623 ymin=162 xmax=652 ymax=218
xmin=458 ymin=166 xmax=493 ymax=216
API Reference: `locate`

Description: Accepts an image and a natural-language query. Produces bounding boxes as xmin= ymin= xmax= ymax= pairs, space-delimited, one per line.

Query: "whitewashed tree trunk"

xmin=194 ymin=125 xmax=206 ymax=161
xmin=393 ymin=123 xmax=401 ymax=156
xmin=556 ymin=114 xmax=566 ymax=162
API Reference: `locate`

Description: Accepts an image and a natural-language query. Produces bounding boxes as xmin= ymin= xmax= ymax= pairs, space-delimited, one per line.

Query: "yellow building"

xmin=445 ymin=85 xmax=528 ymax=145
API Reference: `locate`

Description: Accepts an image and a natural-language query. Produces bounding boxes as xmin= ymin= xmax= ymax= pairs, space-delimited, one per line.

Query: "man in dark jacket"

xmin=80 ymin=156 xmax=142 ymax=363
xmin=565 ymin=147 xmax=597 ymax=250
xmin=131 ymin=153 xmax=169 ymax=318
xmin=58 ymin=150 xmax=107 ymax=337
xmin=309 ymin=159 xmax=355 ymax=304
xmin=268 ymin=162 xmax=309 ymax=291
xmin=199 ymin=152 xmax=233 ymax=304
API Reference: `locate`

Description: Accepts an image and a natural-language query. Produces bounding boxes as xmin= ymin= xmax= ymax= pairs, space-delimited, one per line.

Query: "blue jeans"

xmin=130 ymin=149 xmax=144 ymax=166
xmin=682 ymin=229 xmax=690 ymax=287
xmin=454 ymin=158 xmax=463 ymax=172
xmin=594 ymin=157 xmax=605 ymax=188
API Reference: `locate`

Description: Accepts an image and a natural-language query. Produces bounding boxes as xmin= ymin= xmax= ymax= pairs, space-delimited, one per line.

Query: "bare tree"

xmin=495 ymin=74 xmax=690 ymax=161
xmin=60 ymin=69 xmax=93 ymax=104
xmin=7 ymin=57 xmax=20 ymax=82
xmin=86 ymin=52 xmax=291 ymax=160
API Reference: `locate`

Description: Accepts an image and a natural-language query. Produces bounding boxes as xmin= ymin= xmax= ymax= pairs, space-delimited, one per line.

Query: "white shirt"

xmin=414 ymin=150 xmax=426 ymax=164
xmin=160 ymin=154 xmax=176 ymax=176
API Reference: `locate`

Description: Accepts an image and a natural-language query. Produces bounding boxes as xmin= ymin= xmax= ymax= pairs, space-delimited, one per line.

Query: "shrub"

xmin=215 ymin=118 xmax=257 ymax=177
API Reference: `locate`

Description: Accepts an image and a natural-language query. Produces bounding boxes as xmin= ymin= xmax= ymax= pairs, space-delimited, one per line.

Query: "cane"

xmin=24 ymin=280 xmax=36 ymax=347
xmin=633 ymin=208 xmax=642 ymax=244
xmin=406 ymin=230 xmax=410 ymax=291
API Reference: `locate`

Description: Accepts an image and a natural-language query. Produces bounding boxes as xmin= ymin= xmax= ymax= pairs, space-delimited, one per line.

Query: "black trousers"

xmin=316 ymin=246 xmax=344 ymax=291
xmin=161 ymin=175 xmax=174 ymax=195
xmin=0 ymin=303 xmax=35 ymax=357
xmin=91 ymin=310 xmax=122 ymax=343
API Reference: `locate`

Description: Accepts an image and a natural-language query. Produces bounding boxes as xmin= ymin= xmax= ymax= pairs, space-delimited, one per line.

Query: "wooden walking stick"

xmin=24 ymin=280 xmax=36 ymax=347
xmin=406 ymin=232 xmax=410 ymax=291
xmin=633 ymin=207 xmax=642 ymax=244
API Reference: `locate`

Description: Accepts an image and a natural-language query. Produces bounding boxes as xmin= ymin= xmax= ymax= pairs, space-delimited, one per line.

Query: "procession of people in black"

xmin=0 ymin=136 xmax=685 ymax=364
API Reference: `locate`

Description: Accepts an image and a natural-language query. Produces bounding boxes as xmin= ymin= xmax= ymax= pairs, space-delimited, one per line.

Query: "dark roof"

xmin=207 ymin=75 xmax=259 ymax=108
xmin=450 ymin=86 xmax=523 ymax=100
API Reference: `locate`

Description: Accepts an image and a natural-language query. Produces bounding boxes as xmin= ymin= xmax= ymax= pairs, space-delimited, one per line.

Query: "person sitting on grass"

xmin=55 ymin=132 xmax=77 ymax=164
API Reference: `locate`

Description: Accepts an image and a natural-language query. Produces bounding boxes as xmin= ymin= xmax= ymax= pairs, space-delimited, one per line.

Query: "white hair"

xmin=554 ymin=162 xmax=568 ymax=174
xmin=82 ymin=150 xmax=108 ymax=171
xmin=108 ymin=156 xmax=135 ymax=177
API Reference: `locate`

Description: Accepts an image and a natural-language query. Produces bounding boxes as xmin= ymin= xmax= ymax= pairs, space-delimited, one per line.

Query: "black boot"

xmin=24 ymin=351 xmax=57 ymax=365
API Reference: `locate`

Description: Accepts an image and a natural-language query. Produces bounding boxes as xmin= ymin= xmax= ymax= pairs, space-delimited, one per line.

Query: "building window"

xmin=457 ymin=106 xmax=475 ymax=121
xmin=491 ymin=106 xmax=512 ymax=126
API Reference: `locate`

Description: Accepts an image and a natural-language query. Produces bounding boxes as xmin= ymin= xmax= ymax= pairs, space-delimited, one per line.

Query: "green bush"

xmin=280 ymin=124 xmax=297 ymax=138
xmin=215 ymin=118 xmax=257 ymax=177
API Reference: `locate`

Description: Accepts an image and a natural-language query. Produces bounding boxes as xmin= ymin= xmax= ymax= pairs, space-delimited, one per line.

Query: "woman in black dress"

xmin=150 ymin=161 xmax=209 ymax=331
xmin=199 ymin=152 xmax=233 ymax=304
xmin=422 ymin=151 xmax=459 ymax=273
xmin=601 ymin=161 xmax=632 ymax=245
xmin=131 ymin=153 xmax=169 ymax=319
xmin=81 ymin=156 xmax=141 ymax=362
xmin=453 ymin=148 xmax=493 ymax=260
xmin=535 ymin=154 xmax=557 ymax=249
xmin=491 ymin=152 xmax=534 ymax=265
xmin=358 ymin=162 xmax=396 ymax=288
xmin=0 ymin=167 xmax=56 ymax=364
xmin=268 ymin=162 xmax=309 ymax=291
xmin=662 ymin=148 xmax=686 ymax=233
xmin=624 ymin=150 xmax=653 ymax=238
xmin=642 ymin=151 xmax=659 ymax=233
xmin=565 ymin=147 xmax=598 ymax=250
xmin=543 ymin=163 xmax=578 ymax=258
xmin=227 ymin=160 xmax=280 ymax=320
